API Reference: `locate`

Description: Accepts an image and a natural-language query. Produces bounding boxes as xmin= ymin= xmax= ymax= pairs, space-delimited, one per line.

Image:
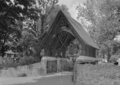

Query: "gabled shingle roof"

xmin=40 ymin=10 xmax=99 ymax=49
xmin=60 ymin=10 xmax=99 ymax=49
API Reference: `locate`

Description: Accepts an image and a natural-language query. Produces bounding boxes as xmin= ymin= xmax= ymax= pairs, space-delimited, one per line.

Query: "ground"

xmin=0 ymin=72 xmax=73 ymax=85
xmin=16 ymin=75 xmax=73 ymax=85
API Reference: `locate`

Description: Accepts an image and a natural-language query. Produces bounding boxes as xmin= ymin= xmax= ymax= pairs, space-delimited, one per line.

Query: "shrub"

xmin=19 ymin=56 xmax=39 ymax=65
xmin=17 ymin=73 xmax=27 ymax=77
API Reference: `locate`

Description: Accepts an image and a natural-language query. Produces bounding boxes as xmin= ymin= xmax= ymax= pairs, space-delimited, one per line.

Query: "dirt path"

xmin=16 ymin=75 xmax=74 ymax=85
xmin=0 ymin=72 xmax=73 ymax=85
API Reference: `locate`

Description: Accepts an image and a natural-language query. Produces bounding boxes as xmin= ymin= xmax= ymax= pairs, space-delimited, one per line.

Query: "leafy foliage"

xmin=66 ymin=39 xmax=82 ymax=56
xmin=0 ymin=0 xmax=38 ymax=57
xmin=77 ymin=0 xmax=120 ymax=60
xmin=0 ymin=0 xmax=71 ymax=64
xmin=21 ymin=3 xmax=70 ymax=59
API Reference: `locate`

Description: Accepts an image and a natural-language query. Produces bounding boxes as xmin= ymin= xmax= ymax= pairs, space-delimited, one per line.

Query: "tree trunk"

xmin=1 ymin=38 xmax=7 ymax=57
xmin=107 ymin=53 xmax=111 ymax=62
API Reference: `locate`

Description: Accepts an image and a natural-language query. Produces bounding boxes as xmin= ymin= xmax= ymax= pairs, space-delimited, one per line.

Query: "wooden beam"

xmin=57 ymin=33 xmax=69 ymax=50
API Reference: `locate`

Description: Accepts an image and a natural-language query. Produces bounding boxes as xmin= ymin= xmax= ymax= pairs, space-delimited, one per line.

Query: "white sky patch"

xmin=68 ymin=2 xmax=90 ymax=33
xmin=68 ymin=2 xmax=87 ymax=22
xmin=58 ymin=0 xmax=86 ymax=20
xmin=58 ymin=0 xmax=73 ymax=8
xmin=68 ymin=2 xmax=79 ymax=20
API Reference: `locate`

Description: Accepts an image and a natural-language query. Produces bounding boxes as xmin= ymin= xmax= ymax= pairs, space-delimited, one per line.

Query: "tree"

xmin=23 ymin=3 xmax=71 ymax=59
xmin=0 ymin=0 xmax=38 ymax=57
xmin=8 ymin=0 xmax=70 ymax=60
xmin=77 ymin=0 xmax=120 ymax=60
xmin=66 ymin=39 xmax=82 ymax=57
xmin=34 ymin=0 xmax=58 ymax=34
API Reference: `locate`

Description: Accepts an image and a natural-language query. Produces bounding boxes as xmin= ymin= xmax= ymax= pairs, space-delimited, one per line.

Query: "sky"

xmin=58 ymin=0 xmax=86 ymax=20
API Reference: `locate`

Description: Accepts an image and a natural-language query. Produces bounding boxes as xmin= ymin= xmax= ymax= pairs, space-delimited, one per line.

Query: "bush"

xmin=19 ymin=56 xmax=39 ymax=65
xmin=17 ymin=73 xmax=27 ymax=77
xmin=75 ymin=64 xmax=120 ymax=85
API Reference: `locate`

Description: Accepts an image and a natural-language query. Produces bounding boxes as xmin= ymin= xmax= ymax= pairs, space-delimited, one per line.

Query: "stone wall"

xmin=0 ymin=56 xmax=56 ymax=77
xmin=75 ymin=64 xmax=120 ymax=85
xmin=0 ymin=61 xmax=46 ymax=77
xmin=0 ymin=56 xmax=73 ymax=77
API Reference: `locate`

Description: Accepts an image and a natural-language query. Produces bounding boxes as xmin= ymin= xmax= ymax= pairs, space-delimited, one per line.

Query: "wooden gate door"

xmin=47 ymin=60 xmax=57 ymax=73
xmin=60 ymin=60 xmax=68 ymax=71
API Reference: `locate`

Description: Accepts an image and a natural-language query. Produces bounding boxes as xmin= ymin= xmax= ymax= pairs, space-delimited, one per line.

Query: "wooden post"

xmin=72 ymin=56 xmax=77 ymax=84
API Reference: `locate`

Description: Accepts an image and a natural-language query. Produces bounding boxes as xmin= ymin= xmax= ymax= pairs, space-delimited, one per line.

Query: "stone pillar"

xmin=0 ymin=57 xmax=3 ymax=64
xmin=41 ymin=57 xmax=47 ymax=75
xmin=57 ymin=58 xmax=61 ymax=72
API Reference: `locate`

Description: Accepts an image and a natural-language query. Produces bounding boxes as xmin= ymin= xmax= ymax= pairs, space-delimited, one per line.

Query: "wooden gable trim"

xmin=40 ymin=11 xmax=62 ymax=49
xmin=59 ymin=10 xmax=85 ymax=45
